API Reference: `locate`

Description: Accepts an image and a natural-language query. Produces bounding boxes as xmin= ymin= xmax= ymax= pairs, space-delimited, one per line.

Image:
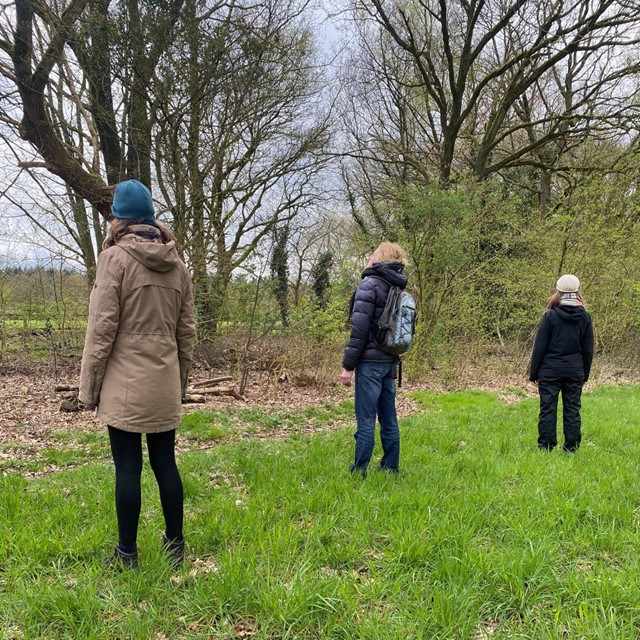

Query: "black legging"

xmin=108 ymin=426 xmax=183 ymax=552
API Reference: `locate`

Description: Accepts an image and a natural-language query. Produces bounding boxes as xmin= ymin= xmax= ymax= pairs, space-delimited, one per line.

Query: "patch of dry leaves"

xmin=3 ymin=354 xmax=620 ymax=474
xmin=0 ymin=362 xmax=103 ymax=466
xmin=0 ymin=360 xmax=422 ymax=472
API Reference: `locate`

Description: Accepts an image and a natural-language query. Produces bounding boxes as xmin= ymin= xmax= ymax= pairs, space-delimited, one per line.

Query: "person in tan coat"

xmin=79 ymin=179 xmax=196 ymax=569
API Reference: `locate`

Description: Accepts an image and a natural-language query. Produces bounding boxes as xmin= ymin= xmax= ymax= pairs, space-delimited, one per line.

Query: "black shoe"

xmin=162 ymin=535 xmax=185 ymax=567
xmin=103 ymin=544 xmax=138 ymax=571
xmin=349 ymin=464 xmax=367 ymax=477
xmin=379 ymin=465 xmax=399 ymax=475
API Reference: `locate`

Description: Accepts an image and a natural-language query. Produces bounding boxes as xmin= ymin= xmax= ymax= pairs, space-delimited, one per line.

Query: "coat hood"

xmin=116 ymin=227 xmax=180 ymax=273
xmin=552 ymin=305 xmax=587 ymax=324
xmin=362 ymin=261 xmax=408 ymax=289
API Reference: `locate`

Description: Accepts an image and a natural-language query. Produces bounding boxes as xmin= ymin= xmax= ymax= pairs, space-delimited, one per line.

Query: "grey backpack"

xmin=374 ymin=284 xmax=416 ymax=356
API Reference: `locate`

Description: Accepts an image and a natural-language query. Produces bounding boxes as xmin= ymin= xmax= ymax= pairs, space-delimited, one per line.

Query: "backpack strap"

xmin=348 ymin=289 xmax=356 ymax=319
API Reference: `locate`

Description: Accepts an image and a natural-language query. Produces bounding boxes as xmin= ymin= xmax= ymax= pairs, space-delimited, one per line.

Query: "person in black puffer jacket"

xmin=529 ymin=274 xmax=594 ymax=452
xmin=341 ymin=242 xmax=408 ymax=474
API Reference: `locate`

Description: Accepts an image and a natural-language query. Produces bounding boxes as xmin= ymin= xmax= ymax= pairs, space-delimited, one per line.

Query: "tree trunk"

xmin=125 ymin=0 xmax=152 ymax=186
xmin=71 ymin=0 xmax=122 ymax=185
xmin=12 ymin=0 xmax=113 ymax=217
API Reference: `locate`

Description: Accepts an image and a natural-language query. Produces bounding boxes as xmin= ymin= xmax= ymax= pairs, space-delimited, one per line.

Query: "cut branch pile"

xmin=53 ymin=375 xmax=244 ymax=410
xmin=184 ymin=376 xmax=243 ymax=402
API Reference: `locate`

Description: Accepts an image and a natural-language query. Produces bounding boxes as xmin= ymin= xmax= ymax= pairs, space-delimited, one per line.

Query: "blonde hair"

xmin=374 ymin=242 xmax=407 ymax=265
xmin=546 ymin=290 xmax=585 ymax=310
xmin=102 ymin=218 xmax=179 ymax=251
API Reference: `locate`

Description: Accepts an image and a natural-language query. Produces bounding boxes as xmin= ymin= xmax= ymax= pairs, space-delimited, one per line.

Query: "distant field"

xmin=1 ymin=386 xmax=640 ymax=639
xmin=0 ymin=316 xmax=87 ymax=359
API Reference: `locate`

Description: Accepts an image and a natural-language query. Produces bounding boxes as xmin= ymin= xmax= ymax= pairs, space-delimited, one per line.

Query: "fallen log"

xmin=188 ymin=385 xmax=235 ymax=395
xmin=190 ymin=376 xmax=234 ymax=388
xmin=183 ymin=394 xmax=206 ymax=404
xmin=185 ymin=386 xmax=245 ymax=401
xmin=55 ymin=384 xmax=79 ymax=392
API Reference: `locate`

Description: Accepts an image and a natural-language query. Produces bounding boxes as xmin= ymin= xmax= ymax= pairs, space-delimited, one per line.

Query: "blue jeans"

xmin=352 ymin=361 xmax=400 ymax=473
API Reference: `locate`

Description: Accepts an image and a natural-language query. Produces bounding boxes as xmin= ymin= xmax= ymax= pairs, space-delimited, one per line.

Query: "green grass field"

xmin=2 ymin=386 xmax=640 ymax=639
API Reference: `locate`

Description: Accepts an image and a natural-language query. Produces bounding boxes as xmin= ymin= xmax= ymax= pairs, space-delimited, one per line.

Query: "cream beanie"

xmin=556 ymin=274 xmax=580 ymax=293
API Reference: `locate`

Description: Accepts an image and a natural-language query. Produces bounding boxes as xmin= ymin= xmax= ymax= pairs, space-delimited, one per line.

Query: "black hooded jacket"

xmin=529 ymin=305 xmax=594 ymax=382
xmin=342 ymin=262 xmax=408 ymax=371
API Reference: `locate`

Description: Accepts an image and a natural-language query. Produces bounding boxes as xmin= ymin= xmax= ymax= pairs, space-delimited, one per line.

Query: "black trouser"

xmin=537 ymin=378 xmax=583 ymax=452
xmin=108 ymin=426 xmax=183 ymax=552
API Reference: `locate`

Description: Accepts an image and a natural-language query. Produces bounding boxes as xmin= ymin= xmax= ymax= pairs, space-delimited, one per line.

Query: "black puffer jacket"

xmin=342 ymin=262 xmax=408 ymax=371
xmin=529 ymin=305 xmax=594 ymax=382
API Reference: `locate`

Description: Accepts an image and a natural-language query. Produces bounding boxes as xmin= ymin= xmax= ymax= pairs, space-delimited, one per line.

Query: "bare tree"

xmin=0 ymin=0 xmax=332 ymax=320
xmin=343 ymin=0 xmax=640 ymax=188
xmin=0 ymin=0 xmax=113 ymax=213
xmin=0 ymin=0 xmax=189 ymax=213
xmin=153 ymin=0 xmax=332 ymax=332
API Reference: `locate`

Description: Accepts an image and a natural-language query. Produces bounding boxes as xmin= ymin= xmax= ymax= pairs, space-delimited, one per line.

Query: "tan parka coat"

xmin=79 ymin=227 xmax=196 ymax=433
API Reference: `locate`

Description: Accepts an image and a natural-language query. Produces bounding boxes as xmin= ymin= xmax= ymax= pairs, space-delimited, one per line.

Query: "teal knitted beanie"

xmin=111 ymin=180 xmax=155 ymax=220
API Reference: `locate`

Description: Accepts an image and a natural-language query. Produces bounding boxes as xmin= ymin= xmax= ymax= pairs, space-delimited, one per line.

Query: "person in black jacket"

xmin=341 ymin=242 xmax=408 ymax=474
xmin=529 ymin=274 xmax=594 ymax=452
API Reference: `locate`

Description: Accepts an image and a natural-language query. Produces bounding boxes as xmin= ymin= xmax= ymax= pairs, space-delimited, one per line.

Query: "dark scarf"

xmin=130 ymin=222 xmax=162 ymax=243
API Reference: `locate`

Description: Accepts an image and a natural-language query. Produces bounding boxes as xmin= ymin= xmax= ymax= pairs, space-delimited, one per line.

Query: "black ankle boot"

xmin=103 ymin=544 xmax=139 ymax=571
xmin=162 ymin=535 xmax=185 ymax=567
